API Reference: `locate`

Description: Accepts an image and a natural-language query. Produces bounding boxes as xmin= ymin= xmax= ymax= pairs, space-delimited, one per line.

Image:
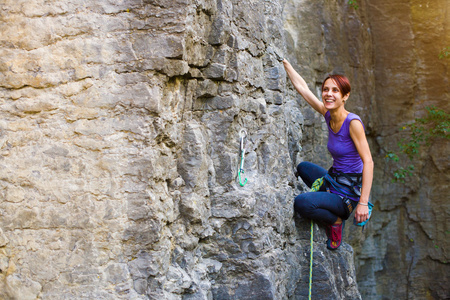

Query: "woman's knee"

xmin=296 ymin=161 xmax=312 ymax=176
xmin=296 ymin=162 xmax=327 ymax=188
xmin=294 ymin=194 xmax=315 ymax=215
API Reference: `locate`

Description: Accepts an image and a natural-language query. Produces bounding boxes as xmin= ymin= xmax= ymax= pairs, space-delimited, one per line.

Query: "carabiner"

xmin=239 ymin=129 xmax=247 ymax=152
xmin=238 ymin=129 xmax=248 ymax=187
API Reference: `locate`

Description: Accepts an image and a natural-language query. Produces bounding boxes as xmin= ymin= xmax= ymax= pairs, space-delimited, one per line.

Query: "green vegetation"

xmin=348 ymin=0 xmax=358 ymax=9
xmin=439 ymin=47 xmax=450 ymax=59
xmin=386 ymin=106 xmax=450 ymax=183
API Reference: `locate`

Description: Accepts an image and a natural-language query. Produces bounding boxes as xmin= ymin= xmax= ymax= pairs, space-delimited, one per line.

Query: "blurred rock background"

xmin=0 ymin=0 xmax=447 ymax=299
xmin=349 ymin=1 xmax=449 ymax=299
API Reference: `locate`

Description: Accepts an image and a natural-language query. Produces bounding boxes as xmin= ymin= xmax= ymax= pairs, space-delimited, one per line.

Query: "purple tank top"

xmin=324 ymin=111 xmax=364 ymax=174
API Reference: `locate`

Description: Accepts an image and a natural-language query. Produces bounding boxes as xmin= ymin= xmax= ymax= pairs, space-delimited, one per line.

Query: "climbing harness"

xmin=323 ymin=174 xmax=357 ymax=220
xmin=324 ymin=172 xmax=362 ymax=198
xmin=237 ymin=129 xmax=248 ymax=187
xmin=323 ymin=172 xmax=374 ymax=228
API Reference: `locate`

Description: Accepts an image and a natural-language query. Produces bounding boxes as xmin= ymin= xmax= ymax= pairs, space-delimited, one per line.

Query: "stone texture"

xmin=0 ymin=0 xmax=366 ymax=299
xmin=0 ymin=1 xmax=365 ymax=299
xmin=1 ymin=0 xmax=447 ymax=299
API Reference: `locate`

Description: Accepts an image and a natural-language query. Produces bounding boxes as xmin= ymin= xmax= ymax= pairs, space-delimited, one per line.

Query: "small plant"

xmin=399 ymin=106 xmax=449 ymax=159
xmin=439 ymin=47 xmax=450 ymax=59
xmin=348 ymin=0 xmax=359 ymax=9
xmin=386 ymin=106 xmax=449 ymax=183
xmin=392 ymin=165 xmax=415 ymax=183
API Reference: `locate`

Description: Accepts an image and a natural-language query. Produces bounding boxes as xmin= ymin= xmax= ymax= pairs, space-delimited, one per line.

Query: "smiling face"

xmin=322 ymin=78 xmax=350 ymax=111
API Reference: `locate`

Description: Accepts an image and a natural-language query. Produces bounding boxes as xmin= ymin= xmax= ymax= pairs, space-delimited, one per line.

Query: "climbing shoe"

xmin=326 ymin=221 xmax=345 ymax=250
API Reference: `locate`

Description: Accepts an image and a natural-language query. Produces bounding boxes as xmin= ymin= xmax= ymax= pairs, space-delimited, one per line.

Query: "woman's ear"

xmin=343 ymin=93 xmax=350 ymax=102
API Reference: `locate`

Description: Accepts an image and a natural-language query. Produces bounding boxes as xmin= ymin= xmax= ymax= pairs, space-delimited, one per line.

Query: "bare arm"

xmin=349 ymin=119 xmax=374 ymax=223
xmin=283 ymin=59 xmax=327 ymax=115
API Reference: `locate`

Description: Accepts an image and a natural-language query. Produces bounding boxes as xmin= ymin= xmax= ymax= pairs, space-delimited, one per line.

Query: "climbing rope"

xmin=309 ymin=219 xmax=313 ymax=300
xmin=308 ymin=177 xmax=324 ymax=299
xmin=311 ymin=177 xmax=323 ymax=192
xmin=238 ymin=129 xmax=248 ymax=187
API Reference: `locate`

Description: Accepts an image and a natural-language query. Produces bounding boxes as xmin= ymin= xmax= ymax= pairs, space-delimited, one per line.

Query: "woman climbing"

xmin=283 ymin=59 xmax=374 ymax=250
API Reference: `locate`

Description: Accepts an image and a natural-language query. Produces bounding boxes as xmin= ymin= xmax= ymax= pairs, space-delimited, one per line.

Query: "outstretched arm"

xmin=349 ymin=120 xmax=374 ymax=223
xmin=283 ymin=59 xmax=327 ymax=116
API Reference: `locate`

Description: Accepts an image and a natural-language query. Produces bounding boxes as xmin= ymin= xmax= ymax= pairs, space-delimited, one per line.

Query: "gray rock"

xmin=209 ymin=16 xmax=230 ymax=46
xmin=5 ymin=0 xmax=447 ymax=299
xmin=203 ymin=63 xmax=227 ymax=80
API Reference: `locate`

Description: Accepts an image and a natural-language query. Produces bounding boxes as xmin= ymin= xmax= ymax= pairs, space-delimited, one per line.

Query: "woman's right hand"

xmin=282 ymin=59 xmax=326 ymax=115
xmin=355 ymin=203 xmax=369 ymax=223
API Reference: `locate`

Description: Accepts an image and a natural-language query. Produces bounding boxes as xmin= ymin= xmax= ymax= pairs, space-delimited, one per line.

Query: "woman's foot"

xmin=326 ymin=221 xmax=345 ymax=250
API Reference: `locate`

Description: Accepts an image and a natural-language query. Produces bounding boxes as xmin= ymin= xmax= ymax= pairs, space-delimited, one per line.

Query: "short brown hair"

xmin=321 ymin=75 xmax=351 ymax=97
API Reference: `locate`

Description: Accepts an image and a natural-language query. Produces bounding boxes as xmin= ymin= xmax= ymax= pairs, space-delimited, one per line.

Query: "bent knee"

xmin=294 ymin=194 xmax=315 ymax=215
xmin=296 ymin=162 xmax=310 ymax=175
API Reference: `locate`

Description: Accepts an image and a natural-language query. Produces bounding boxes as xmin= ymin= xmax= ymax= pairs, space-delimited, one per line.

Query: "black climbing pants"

xmin=294 ymin=162 xmax=357 ymax=224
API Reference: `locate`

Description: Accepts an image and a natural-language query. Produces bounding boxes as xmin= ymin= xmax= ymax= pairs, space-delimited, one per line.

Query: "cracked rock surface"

xmin=0 ymin=0 xmax=364 ymax=299
xmin=0 ymin=0 xmax=448 ymax=299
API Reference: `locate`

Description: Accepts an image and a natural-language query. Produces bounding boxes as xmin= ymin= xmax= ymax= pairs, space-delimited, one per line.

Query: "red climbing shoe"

xmin=326 ymin=221 xmax=344 ymax=250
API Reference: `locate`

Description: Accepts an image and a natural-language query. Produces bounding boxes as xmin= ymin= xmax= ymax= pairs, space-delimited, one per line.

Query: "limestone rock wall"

xmin=2 ymin=0 xmax=446 ymax=299
xmin=0 ymin=0 xmax=367 ymax=299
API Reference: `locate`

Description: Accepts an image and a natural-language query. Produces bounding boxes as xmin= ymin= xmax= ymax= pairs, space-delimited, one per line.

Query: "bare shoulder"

xmin=349 ymin=118 xmax=364 ymax=130
xmin=349 ymin=118 xmax=365 ymax=138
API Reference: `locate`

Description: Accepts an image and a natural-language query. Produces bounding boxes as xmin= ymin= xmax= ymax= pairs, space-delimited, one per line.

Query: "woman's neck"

xmin=328 ymin=106 xmax=349 ymax=122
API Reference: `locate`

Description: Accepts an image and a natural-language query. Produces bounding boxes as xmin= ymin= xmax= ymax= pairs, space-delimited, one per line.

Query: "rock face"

xmin=0 ymin=0 xmax=447 ymax=299
xmin=0 ymin=0 xmax=365 ymax=299
xmin=348 ymin=1 xmax=450 ymax=299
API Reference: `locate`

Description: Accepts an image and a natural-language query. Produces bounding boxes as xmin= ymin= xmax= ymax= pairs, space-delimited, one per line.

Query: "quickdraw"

xmin=238 ymin=129 xmax=248 ymax=187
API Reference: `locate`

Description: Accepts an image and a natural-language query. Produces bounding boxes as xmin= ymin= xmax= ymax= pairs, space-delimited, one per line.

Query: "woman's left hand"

xmin=355 ymin=203 xmax=369 ymax=223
